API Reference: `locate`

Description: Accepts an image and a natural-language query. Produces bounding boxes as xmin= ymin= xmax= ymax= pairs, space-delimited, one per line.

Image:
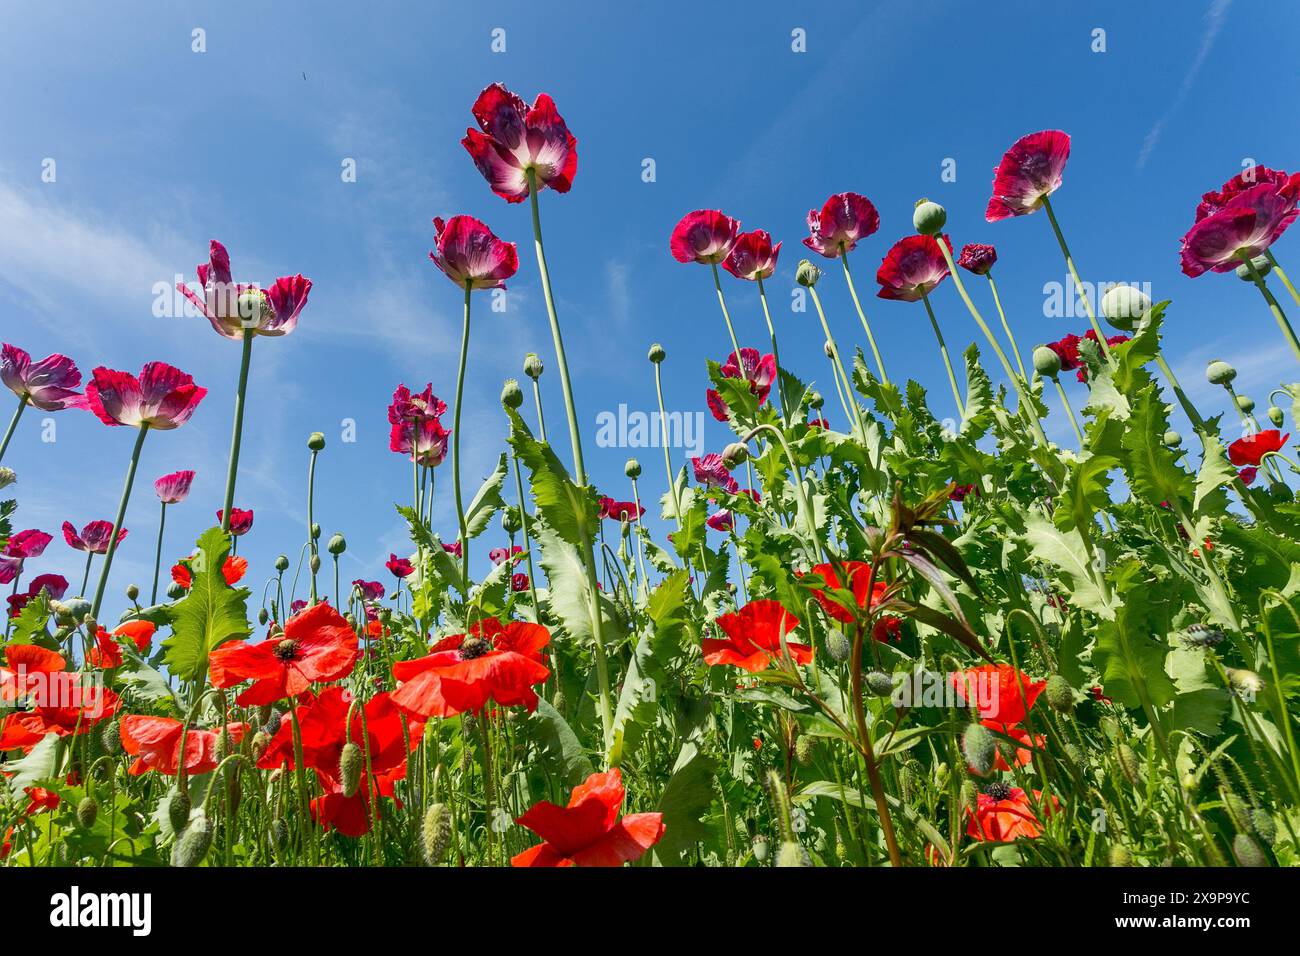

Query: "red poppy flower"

xmin=706 ymin=347 xmax=778 ymax=423
xmin=209 ymin=602 xmax=359 ymax=705
xmin=88 ymin=620 xmax=156 ymax=669
xmin=4 ymin=529 xmax=52 ymax=559
xmin=0 ymin=644 xmax=67 ymax=703
xmin=61 ymin=520 xmax=127 ymax=554
xmin=216 ymin=508 xmax=254 ymax=536
xmin=84 ymin=362 xmax=207 ymax=430
xmin=967 ymin=785 xmax=1058 ymax=842
xmin=0 ymin=673 xmax=119 ymax=751
xmin=1228 ymin=429 xmax=1288 ymax=467
xmin=389 ymin=415 xmax=450 ymax=467
xmin=119 ymin=715 xmax=247 ymax=776
xmin=803 ymin=192 xmax=880 ymax=258
xmin=985 ymin=130 xmax=1071 ymax=222
xmin=704 ymin=599 xmax=810 ymax=672
xmin=950 ymin=664 xmax=1046 ymax=726
xmin=705 ymin=510 xmax=735 ymax=533
xmin=388 ymin=382 xmax=447 ymax=426
xmin=670 ymin=210 xmax=740 ymax=265
xmin=1238 ymin=466 xmax=1257 ymax=486
xmin=803 ymin=561 xmax=901 ymax=640
xmin=512 ymin=769 xmax=665 ymax=867
xmin=462 ymin=83 xmax=577 ymax=203
xmin=721 ymin=229 xmax=781 ymax=280
xmin=957 ymin=243 xmax=998 ymax=275
xmin=386 ymin=553 xmax=414 ymax=578
xmin=1045 ymin=330 xmax=1126 ymax=382
xmin=428 ymin=215 xmax=518 ymax=290
xmin=1196 ymin=165 xmax=1300 ymax=221
xmin=6 ymin=573 xmax=68 ymax=619
xmin=170 ymin=555 xmax=246 ymax=590
xmin=511 ymin=572 xmax=530 ymax=592
xmin=599 ymin=499 xmax=644 ymax=522
xmin=691 ymin=453 xmax=739 ymax=494
xmin=391 ymin=618 xmax=551 ymax=719
xmin=875 ymin=234 xmax=953 ymax=301
xmin=175 ymin=240 xmax=311 ymax=340
xmin=949 ymin=482 xmax=978 ymax=502
xmin=1180 ymin=183 xmax=1300 ymax=277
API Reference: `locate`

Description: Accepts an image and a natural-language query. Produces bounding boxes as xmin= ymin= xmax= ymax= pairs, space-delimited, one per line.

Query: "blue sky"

xmin=2 ymin=0 xmax=1298 ymax=616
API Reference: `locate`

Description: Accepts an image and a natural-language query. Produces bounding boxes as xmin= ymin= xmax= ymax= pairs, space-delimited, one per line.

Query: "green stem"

xmin=91 ymin=424 xmax=148 ymax=617
xmin=510 ymin=453 xmax=541 ymax=622
xmin=809 ymin=287 xmax=868 ymax=443
xmin=530 ymin=377 xmax=547 ymax=443
xmin=220 ymin=332 xmax=255 ymax=534
xmin=1264 ymin=251 xmax=1300 ymax=312
xmin=840 ymin=247 xmax=889 ymax=384
xmin=79 ymin=551 xmax=94 ymax=598
xmin=452 ymin=282 xmax=472 ymax=593
xmin=0 ymin=397 xmax=25 ymax=465
xmin=756 ymin=276 xmax=791 ymax=424
xmin=920 ymin=291 xmax=965 ymax=418
xmin=653 ymin=363 xmax=683 ymax=529
xmin=307 ymin=449 xmax=319 ymax=603
xmin=1041 ymin=195 xmax=1114 ymax=364
xmin=151 ymin=501 xmax=167 ymax=604
xmin=985 ymin=271 xmax=1027 ymax=381
xmin=709 ymin=261 xmax=744 ymax=363
xmin=1053 ymin=376 xmax=1085 ymax=449
xmin=1242 ymin=254 xmax=1300 ymax=366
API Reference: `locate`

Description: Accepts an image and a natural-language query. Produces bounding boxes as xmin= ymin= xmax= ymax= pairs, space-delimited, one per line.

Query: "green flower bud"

xmin=959 ymin=780 xmax=978 ymax=815
xmin=823 ymin=340 xmax=835 ymax=358
xmin=1220 ymin=787 xmax=1252 ymax=832
xmin=500 ymin=378 xmax=524 ymax=409
xmin=1234 ymin=254 xmax=1272 ymax=280
xmin=270 ymin=816 xmax=289 ymax=848
xmin=421 ymin=802 xmax=453 ymax=865
xmin=522 ymin=352 xmax=544 ymax=380
xmin=551 ymin=692 xmax=565 ymax=713
xmin=1253 ymin=808 xmax=1277 ymax=845
xmin=257 ymin=607 xmax=269 ymax=626
xmin=1236 ymin=393 xmax=1255 ymax=413
xmin=1045 ymin=674 xmax=1074 ymax=713
xmin=1232 ymin=832 xmax=1268 ymax=867
xmin=307 ymin=431 xmax=326 ymax=452
xmin=167 ymin=790 xmax=192 ymax=835
xmin=1100 ymin=284 xmax=1152 ymax=333
xmin=125 ymin=584 xmax=139 ymax=602
xmin=751 ymin=834 xmax=769 ymax=863
xmin=101 ymin=719 xmax=121 ymax=756
xmin=1033 ymin=345 xmax=1062 ymax=378
xmin=310 ymin=555 xmax=321 ymax=573
xmin=327 ymin=533 xmax=347 ymax=556
xmin=1108 ymin=844 xmax=1133 ymax=867
xmin=722 ymin=442 xmax=749 ymax=469
xmin=77 ymin=796 xmax=99 ymax=829
xmin=865 ymin=670 xmax=894 ymax=697
xmin=826 ymin=630 xmax=851 ymax=662
xmin=775 ymin=840 xmax=812 ymax=867
xmin=794 ymin=736 xmax=815 ymax=767
xmin=963 ymin=723 xmax=997 ymax=776
xmin=311 ymin=523 xmax=321 ymax=540
xmin=1116 ymin=744 xmax=1141 ymax=785
xmin=795 ymin=259 xmax=821 ymax=288
xmin=1162 ymin=430 xmax=1183 ymax=449
xmin=647 ymin=343 xmax=666 ymax=364
xmin=912 ymin=198 xmax=946 ymax=236
xmin=501 ymin=506 xmax=522 ymax=535
xmin=900 ymin=759 xmax=923 ymax=803
xmin=1267 ymin=405 xmax=1285 ymax=427
xmin=339 ymin=742 xmax=363 ymax=798
xmin=251 ymin=731 xmax=271 ymax=762
xmin=624 ymin=458 xmax=641 ymax=479
xmin=167 ymin=582 xmax=186 ymax=600
xmin=1205 ymin=359 xmax=1236 ymax=385
xmin=0 ymin=467 xmax=15 ymax=491
xmin=275 ymin=554 xmax=290 ymax=572
xmin=809 ymin=390 xmax=824 ymax=410
xmin=173 ymin=813 xmax=214 ymax=867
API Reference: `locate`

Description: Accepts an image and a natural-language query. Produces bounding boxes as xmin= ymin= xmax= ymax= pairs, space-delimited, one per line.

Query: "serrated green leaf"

xmin=161 ymin=526 xmax=250 ymax=682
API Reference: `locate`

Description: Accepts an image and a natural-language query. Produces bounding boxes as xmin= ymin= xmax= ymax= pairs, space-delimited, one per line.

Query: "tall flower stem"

xmin=629 ymin=478 xmax=650 ymax=592
xmin=839 ymin=248 xmax=889 ymax=384
xmin=91 ymin=425 xmax=148 ymax=617
xmin=653 ymin=362 xmax=682 ymax=529
xmin=808 ymin=287 xmax=868 ymax=442
xmin=709 ymin=262 xmax=744 ymax=362
xmin=452 ymin=282 xmax=473 ymax=593
xmin=221 ymin=332 xmax=255 ymax=534
xmin=756 ymin=276 xmax=791 ymax=425
xmin=510 ymin=454 xmax=541 ymax=622
xmin=79 ymin=551 xmax=95 ymax=597
xmin=529 ymin=377 xmax=547 ymax=443
xmin=307 ymin=448 xmax=320 ymax=603
xmin=1242 ymin=255 xmax=1300 ymax=365
xmin=1051 ymin=375 xmax=1085 ymax=449
xmin=1265 ymin=251 xmax=1300 ymax=312
xmin=985 ymin=271 xmax=1027 ymax=380
xmin=920 ymin=292 xmax=965 ymax=418
xmin=151 ymin=501 xmax=167 ymax=604
xmin=1041 ymin=196 xmax=1114 ymax=365
xmin=0 ymin=397 xmax=25 ymax=466
xmin=526 ymin=170 xmax=613 ymax=754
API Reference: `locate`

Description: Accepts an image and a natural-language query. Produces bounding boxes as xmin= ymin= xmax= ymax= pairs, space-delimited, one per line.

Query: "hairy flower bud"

xmin=1045 ymin=674 xmax=1074 ymax=713
xmin=912 ymin=198 xmax=947 ymax=236
xmin=522 ymin=352 xmax=544 ymax=380
xmin=826 ymin=629 xmax=851 ymax=662
xmin=167 ymin=790 xmax=192 ymax=834
xmin=1220 ymin=787 xmax=1252 ymax=832
xmin=865 ymin=670 xmax=894 ymax=697
xmin=307 ymin=431 xmax=326 ymax=452
xmin=722 ymin=442 xmax=749 ymax=469
xmin=310 ymin=554 xmax=321 ymax=573
xmin=421 ymin=802 xmax=452 ymax=865
xmin=257 ymin=607 xmax=269 ymax=626
xmin=0 ymin=467 xmax=15 ymax=490
xmin=647 ymin=343 xmax=666 ymax=364
xmin=101 ymin=718 xmax=122 ymax=756
xmin=1100 ymin=283 xmax=1152 ymax=333
xmin=1033 ymin=345 xmax=1061 ymax=378
xmin=77 ymin=796 xmax=99 ymax=829
xmin=1267 ymin=405 xmax=1285 ymax=427
xmin=339 ymin=742 xmax=363 ymax=798
xmin=1253 ymin=808 xmax=1277 ymax=844
xmin=1108 ymin=844 xmax=1133 ymax=867
xmin=963 ymin=723 xmax=997 ymax=776
xmin=795 ymin=259 xmax=821 ymax=287
xmin=959 ymin=780 xmax=978 ymax=815
xmin=173 ymin=813 xmax=214 ymax=867
xmin=327 ymin=533 xmax=347 ymax=555
xmin=1232 ymin=833 xmax=1268 ymax=867
xmin=1205 ymin=359 xmax=1236 ymax=385
xmin=775 ymin=840 xmax=812 ymax=867
xmin=1116 ymin=744 xmax=1141 ymax=785
xmin=500 ymin=378 xmax=524 ymax=409
xmin=794 ymin=735 xmax=815 ymax=767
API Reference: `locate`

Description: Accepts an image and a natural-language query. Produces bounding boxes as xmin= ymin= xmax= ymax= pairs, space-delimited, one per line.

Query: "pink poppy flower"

xmin=216 ymin=508 xmax=254 ymax=536
xmin=462 ymin=83 xmax=578 ymax=203
xmin=721 ymin=229 xmax=781 ymax=280
xmin=154 ymin=470 xmax=195 ymax=504
xmin=387 ymin=383 xmax=447 ymax=427
xmin=876 ymin=235 xmax=954 ymax=301
xmin=62 ymin=520 xmax=127 ymax=555
xmin=705 ymin=510 xmax=735 ymax=532
xmin=176 ymin=240 xmax=312 ymax=340
xmin=8 ymin=573 xmax=68 ymax=619
xmin=442 ymin=541 xmax=462 ymax=559
xmin=1238 ymin=466 xmax=1257 ymax=486
xmin=511 ymin=572 xmax=530 ymax=593
xmin=957 ymin=243 xmax=998 ymax=276
xmin=1 ymin=345 xmax=87 ymax=411
xmin=389 ymin=416 xmax=450 ymax=467
xmin=670 ymin=210 xmax=741 ymax=265
xmin=1179 ymin=183 xmax=1300 ymax=277
xmin=4 ymin=529 xmax=52 ymax=560
xmin=803 ymin=192 xmax=880 ymax=258
xmin=85 ymin=363 xmax=206 ymax=430
xmin=707 ymin=348 xmax=777 ymax=422
xmin=428 ymin=216 xmax=518 ymax=289
xmin=488 ymin=545 xmax=523 ymax=566
xmin=386 ymin=554 xmax=414 ymax=578
xmin=352 ymin=579 xmax=385 ymax=602
xmin=691 ymin=453 xmax=739 ymax=495
xmin=985 ymin=130 xmax=1071 ymax=222
xmin=1196 ymin=165 xmax=1300 ymax=221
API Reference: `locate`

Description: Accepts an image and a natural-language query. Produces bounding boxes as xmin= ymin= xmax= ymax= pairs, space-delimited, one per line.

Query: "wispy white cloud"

xmin=1136 ymin=0 xmax=1233 ymax=170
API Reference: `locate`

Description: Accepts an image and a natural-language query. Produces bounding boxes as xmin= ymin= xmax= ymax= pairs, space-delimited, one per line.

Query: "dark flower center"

xmin=459 ymin=636 xmax=491 ymax=660
xmin=984 ymin=782 xmax=1013 ymax=802
xmin=274 ymin=639 xmax=301 ymax=662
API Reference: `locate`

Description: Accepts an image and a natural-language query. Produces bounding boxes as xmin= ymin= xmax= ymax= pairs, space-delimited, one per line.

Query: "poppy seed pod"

xmin=339 ymin=742 xmax=363 ymax=798
xmin=77 ymin=796 xmax=98 ymax=829
xmin=126 ymin=584 xmax=139 ymax=602
xmin=1045 ymin=674 xmax=1074 ymax=713
xmin=624 ymin=457 xmax=641 ymax=479
xmin=1162 ymin=430 xmax=1183 ymax=448
xmin=307 ymin=431 xmax=326 ymax=451
xmin=522 ymin=352 xmax=544 ymax=379
xmin=1206 ymin=359 xmax=1236 ymax=385
xmin=722 ymin=442 xmax=749 ymax=469
xmin=912 ymin=198 xmax=947 ymax=236
xmin=501 ymin=378 xmax=524 ymax=409
xmin=1236 ymin=394 xmax=1255 ymax=413
xmin=421 ymin=802 xmax=452 ymax=865
xmin=963 ymin=723 xmax=997 ymax=776
xmin=865 ymin=670 xmax=894 ymax=697
xmin=1033 ymin=345 xmax=1062 ymax=378
xmin=795 ymin=259 xmax=821 ymax=287
xmin=647 ymin=343 xmax=666 ymax=364
xmin=327 ymin=533 xmax=346 ymax=555
xmin=275 ymin=554 xmax=290 ymax=572
xmin=58 ymin=597 xmax=91 ymax=625
xmin=1234 ymin=254 xmax=1272 ymax=280
xmin=1100 ymin=283 xmax=1152 ymax=333
xmin=1267 ymin=405 xmax=1285 ymax=427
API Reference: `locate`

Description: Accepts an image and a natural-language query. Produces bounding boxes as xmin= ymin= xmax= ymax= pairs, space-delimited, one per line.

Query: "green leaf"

xmin=506 ymin=407 xmax=597 ymax=548
xmin=529 ymin=698 xmax=594 ymax=787
xmin=463 ymin=452 xmax=508 ymax=539
xmin=959 ymin=344 xmax=995 ymax=438
xmin=1055 ymin=455 xmax=1118 ymax=534
xmin=1193 ymin=431 xmax=1237 ymax=517
xmin=4 ymin=732 xmax=62 ymax=794
xmin=161 ymin=526 xmax=251 ymax=682
xmin=1121 ymin=384 xmax=1193 ymax=506
xmin=653 ymin=742 xmax=717 ymax=866
xmin=1021 ymin=511 xmax=1115 ymax=619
